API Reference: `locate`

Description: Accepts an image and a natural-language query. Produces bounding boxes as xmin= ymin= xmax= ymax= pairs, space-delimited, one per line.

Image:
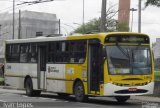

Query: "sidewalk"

xmin=0 ymin=85 xmax=18 ymax=90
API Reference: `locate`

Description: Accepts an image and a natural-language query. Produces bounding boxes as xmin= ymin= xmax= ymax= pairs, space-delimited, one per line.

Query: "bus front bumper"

xmin=103 ymin=82 xmax=154 ymax=96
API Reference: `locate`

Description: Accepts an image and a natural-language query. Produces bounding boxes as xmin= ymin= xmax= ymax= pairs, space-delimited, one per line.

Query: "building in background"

xmin=118 ymin=0 xmax=130 ymax=27
xmin=0 ymin=11 xmax=59 ymax=63
xmin=153 ymin=38 xmax=160 ymax=70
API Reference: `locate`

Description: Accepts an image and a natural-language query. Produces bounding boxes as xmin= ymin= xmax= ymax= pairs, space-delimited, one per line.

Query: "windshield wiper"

xmin=116 ymin=46 xmax=130 ymax=59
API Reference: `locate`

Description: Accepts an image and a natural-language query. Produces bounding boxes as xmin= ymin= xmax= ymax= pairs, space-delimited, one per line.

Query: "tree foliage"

xmin=73 ymin=3 xmax=130 ymax=34
xmin=145 ymin=0 xmax=160 ymax=7
xmin=74 ymin=18 xmax=117 ymax=34
xmin=74 ymin=18 xmax=130 ymax=33
xmin=74 ymin=4 xmax=118 ymax=33
xmin=74 ymin=18 xmax=101 ymax=33
xmin=116 ymin=22 xmax=129 ymax=32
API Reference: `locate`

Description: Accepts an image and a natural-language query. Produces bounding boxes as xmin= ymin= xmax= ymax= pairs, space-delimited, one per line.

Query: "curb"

xmin=0 ymin=86 xmax=17 ymax=90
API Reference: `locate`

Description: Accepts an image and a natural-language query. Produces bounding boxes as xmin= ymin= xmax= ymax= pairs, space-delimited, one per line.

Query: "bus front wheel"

xmin=115 ymin=96 xmax=130 ymax=103
xmin=25 ymin=78 xmax=34 ymax=96
xmin=74 ymin=81 xmax=88 ymax=102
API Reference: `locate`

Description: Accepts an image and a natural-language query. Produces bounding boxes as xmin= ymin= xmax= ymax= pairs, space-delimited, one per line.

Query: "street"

xmin=0 ymin=89 xmax=159 ymax=108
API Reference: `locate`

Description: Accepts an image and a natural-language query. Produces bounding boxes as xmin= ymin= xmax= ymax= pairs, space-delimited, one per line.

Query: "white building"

xmin=0 ymin=11 xmax=59 ymax=63
xmin=153 ymin=38 xmax=160 ymax=59
xmin=153 ymin=38 xmax=160 ymax=70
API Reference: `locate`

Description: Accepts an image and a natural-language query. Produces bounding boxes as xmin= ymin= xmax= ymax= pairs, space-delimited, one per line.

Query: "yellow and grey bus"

xmin=4 ymin=32 xmax=154 ymax=102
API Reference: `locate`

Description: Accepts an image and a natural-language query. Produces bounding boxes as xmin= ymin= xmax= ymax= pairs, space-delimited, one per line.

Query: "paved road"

xmin=0 ymin=89 xmax=159 ymax=108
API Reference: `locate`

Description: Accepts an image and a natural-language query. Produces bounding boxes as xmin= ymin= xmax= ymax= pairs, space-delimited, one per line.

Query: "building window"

xmin=36 ymin=32 xmax=43 ymax=37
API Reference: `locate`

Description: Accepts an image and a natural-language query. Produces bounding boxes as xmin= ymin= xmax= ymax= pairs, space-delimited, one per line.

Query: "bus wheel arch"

xmin=73 ymin=79 xmax=88 ymax=102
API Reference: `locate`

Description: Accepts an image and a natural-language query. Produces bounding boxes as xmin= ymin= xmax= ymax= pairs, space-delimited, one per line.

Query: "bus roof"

xmin=6 ymin=32 xmax=149 ymax=44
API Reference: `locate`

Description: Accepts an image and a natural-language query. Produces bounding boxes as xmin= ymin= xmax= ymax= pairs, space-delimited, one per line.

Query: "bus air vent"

xmin=122 ymin=78 xmax=142 ymax=80
xmin=115 ymin=89 xmax=148 ymax=94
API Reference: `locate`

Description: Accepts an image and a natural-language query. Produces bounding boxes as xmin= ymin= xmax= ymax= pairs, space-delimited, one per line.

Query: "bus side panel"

xmin=5 ymin=63 xmax=22 ymax=89
xmin=5 ymin=63 xmax=38 ymax=89
xmin=21 ymin=63 xmax=38 ymax=90
xmin=46 ymin=64 xmax=66 ymax=93
xmin=65 ymin=64 xmax=88 ymax=94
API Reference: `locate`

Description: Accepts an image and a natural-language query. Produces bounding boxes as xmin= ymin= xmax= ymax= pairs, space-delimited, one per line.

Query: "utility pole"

xmin=82 ymin=0 xmax=85 ymax=33
xmin=59 ymin=19 xmax=61 ymax=35
xmin=138 ymin=0 xmax=141 ymax=33
xmin=18 ymin=10 xmax=21 ymax=39
xmin=130 ymin=8 xmax=137 ymax=32
xmin=13 ymin=0 xmax=15 ymax=39
xmin=0 ymin=25 xmax=1 ymax=39
xmin=100 ymin=0 xmax=107 ymax=32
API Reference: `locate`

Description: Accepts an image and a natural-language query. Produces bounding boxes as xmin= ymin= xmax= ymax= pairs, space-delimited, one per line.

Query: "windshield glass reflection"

xmin=106 ymin=46 xmax=151 ymax=75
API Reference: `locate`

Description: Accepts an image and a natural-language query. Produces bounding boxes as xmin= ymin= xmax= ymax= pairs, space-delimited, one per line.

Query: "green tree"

xmin=74 ymin=18 xmax=117 ymax=34
xmin=74 ymin=3 xmax=130 ymax=34
xmin=116 ymin=22 xmax=129 ymax=32
xmin=145 ymin=0 xmax=160 ymax=7
xmin=74 ymin=4 xmax=118 ymax=33
xmin=74 ymin=18 xmax=101 ymax=33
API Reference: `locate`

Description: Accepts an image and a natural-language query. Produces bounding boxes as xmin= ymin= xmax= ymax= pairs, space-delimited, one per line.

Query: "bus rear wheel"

xmin=25 ymin=78 xmax=34 ymax=96
xmin=115 ymin=96 xmax=130 ymax=103
xmin=74 ymin=81 xmax=88 ymax=102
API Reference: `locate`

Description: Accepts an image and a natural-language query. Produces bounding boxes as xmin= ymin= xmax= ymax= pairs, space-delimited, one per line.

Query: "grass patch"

xmin=155 ymin=71 xmax=160 ymax=81
xmin=0 ymin=77 xmax=4 ymax=82
xmin=155 ymin=71 xmax=160 ymax=76
xmin=0 ymin=77 xmax=4 ymax=85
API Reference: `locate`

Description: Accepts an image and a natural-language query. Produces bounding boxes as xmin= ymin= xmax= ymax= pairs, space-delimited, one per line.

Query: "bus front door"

xmin=37 ymin=46 xmax=47 ymax=90
xmin=88 ymin=41 xmax=103 ymax=94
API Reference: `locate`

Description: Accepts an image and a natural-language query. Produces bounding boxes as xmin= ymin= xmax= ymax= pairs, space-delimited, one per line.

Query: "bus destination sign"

xmin=105 ymin=35 xmax=149 ymax=44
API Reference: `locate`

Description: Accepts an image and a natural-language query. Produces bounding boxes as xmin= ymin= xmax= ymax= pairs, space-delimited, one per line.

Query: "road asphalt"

xmin=0 ymin=85 xmax=160 ymax=103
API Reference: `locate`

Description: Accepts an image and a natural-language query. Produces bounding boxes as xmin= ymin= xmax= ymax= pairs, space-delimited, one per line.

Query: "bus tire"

xmin=25 ymin=78 xmax=34 ymax=96
xmin=115 ymin=96 xmax=130 ymax=103
xmin=74 ymin=81 xmax=88 ymax=102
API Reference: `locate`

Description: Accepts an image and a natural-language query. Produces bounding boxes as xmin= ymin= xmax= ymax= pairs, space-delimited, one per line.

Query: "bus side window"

xmin=28 ymin=44 xmax=37 ymax=63
xmin=10 ymin=44 xmax=20 ymax=62
xmin=20 ymin=44 xmax=28 ymax=63
xmin=48 ymin=42 xmax=56 ymax=63
xmin=69 ymin=40 xmax=87 ymax=63
xmin=6 ymin=44 xmax=12 ymax=62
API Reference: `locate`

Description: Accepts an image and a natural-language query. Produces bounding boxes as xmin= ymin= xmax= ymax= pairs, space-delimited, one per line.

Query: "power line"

xmin=17 ymin=0 xmax=54 ymax=5
xmin=0 ymin=0 xmax=54 ymax=13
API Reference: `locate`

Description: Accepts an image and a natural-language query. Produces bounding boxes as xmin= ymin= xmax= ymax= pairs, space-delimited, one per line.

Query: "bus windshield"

xmin=106 ymin=46 xmax=151 ymax=75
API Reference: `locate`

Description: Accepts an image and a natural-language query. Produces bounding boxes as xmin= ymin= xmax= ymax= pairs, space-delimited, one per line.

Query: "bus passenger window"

xmin=69 ymin=40 xmax=86 ymax=63
xmin=20 ymin=45 xmax=28 ymax=63
xmin=10 ymin=44 xmax=19 ymax=62
xmin=48 ymin=43 xmax=56 ymax=63
xmin=28 ymin=44 xmax=37 ymax=63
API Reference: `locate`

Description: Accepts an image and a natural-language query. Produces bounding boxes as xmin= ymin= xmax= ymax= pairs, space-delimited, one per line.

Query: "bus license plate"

xmin=128 ymin=88 xmax=137 ymax=92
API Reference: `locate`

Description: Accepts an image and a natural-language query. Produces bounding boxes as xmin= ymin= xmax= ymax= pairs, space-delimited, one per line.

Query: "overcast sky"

xmin=0 ymin=0 xmax=160 ymax=43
